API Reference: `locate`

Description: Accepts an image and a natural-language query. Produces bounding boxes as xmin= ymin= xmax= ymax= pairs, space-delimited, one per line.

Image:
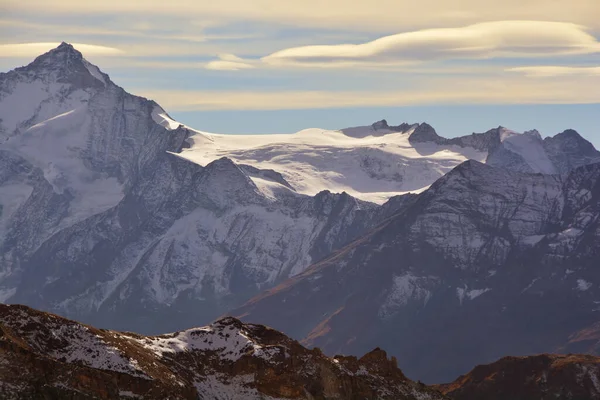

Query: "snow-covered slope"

xmin=176 ymin=121 xmax=599 ymax=204
xmin=178 ymin=125 xmax=486 ymax=204
xmin=0 ymin=43 xmax=405 ymax=335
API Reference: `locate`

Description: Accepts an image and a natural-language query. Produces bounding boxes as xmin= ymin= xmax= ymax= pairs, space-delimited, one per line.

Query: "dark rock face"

xmin=233 ymin=161 xmax=600 ymax=383
xmin=437 ymin=354 xmax=600 ymax=400
xmin=408 ymin=123 xmax=446 ymax=145
xmin=0 ymin=303 xmax=446 ymax=400
xmin=544 ymin=129 xmax=600 ymax=173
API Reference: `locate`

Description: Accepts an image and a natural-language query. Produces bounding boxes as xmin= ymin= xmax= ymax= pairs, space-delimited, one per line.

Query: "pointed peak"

xmin=35 ymin=41 xmax=84 ymax=64
xmin=416 ymin=122 xmax=436 ymax=131
xmin=57 ymin=41 xmax=76 ymax=51
xmin=442 ymin=159 xmax=496 ymax=180
xmin=12 ymin=41 xmax=110 ymax=88
xmin=454 ymin=159 xmax=486 ymax=171
xmin=205 ymin=156 xmax=239 ymax=170
xmin=202 ymin=157 xmax=256 ymax=188
xmin=557 ymin=129 xmax=582 ymax=139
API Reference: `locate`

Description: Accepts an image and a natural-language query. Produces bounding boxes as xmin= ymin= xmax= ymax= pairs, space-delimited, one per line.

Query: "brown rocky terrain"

xmin=439 ymin=354 xmax=600 ymax=400
xmin=0 ymin=303 xmax=445 ymax=399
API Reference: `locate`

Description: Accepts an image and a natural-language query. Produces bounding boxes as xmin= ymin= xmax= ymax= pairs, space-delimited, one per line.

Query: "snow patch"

xmin=44 ymin=324 xmax=147 ymax=377
xmin=177 ymin=127 xmax=486 ymax=204
xmin=4 ymin=105 xmax=124 ymax=228
xmin=466 ymin=288 xmax=491 ymax=300
xmin=0 ymin=81 xmax=90 ymax=139
xmin=379 ymin=273 xmax=432 ymax=318
xmin=83 ymin=59 xmax=106 ymax=85
xmin=118 ymin=391 xmax=142 ymax=399
xmin=521 ymin=278 xmax=541 ymax=293
xmin=135 ymin=321 xmax=264 ymax=362
xmin=457 ymin=286 xmax=491 ymax=304
xmin=577 ymin=279 xmax=592 ymax=292
xmin=500 ymin=129 xmax=556 ymax=174
xmin=521 ymin=234 xmax=546 ymax=246
xmin=151 ymin=106 xmax=181 ymax=130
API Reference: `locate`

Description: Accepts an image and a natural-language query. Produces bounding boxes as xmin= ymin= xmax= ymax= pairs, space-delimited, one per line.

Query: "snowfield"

xmin=175 ymin=124 xmax=487 ymax=204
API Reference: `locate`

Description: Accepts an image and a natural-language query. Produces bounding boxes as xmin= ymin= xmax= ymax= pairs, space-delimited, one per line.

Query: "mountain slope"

xmin=0 ymin=43 xmax=413 ymax=334
xmin=233 ymin=160 xmax=600 ymax=383
xmin=0 ymin=303 xmax=446 ymax=400
xmin=438 ymin=354 xmax=600 ymax=400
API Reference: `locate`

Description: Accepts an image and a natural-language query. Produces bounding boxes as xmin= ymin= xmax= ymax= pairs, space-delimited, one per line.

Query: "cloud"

xmin=508 ymin=66 xmax=600 ymax=77
xmin=0 ymin=42 xmax=123 ymax=57
xmin=205 ymin=54 xmax=255 ymax=70
xmin=137 ymin=75 xmax=600 ymax=111
xmin=3 ymin=0 xmax=600 ymax=32
xmin=260 ymin=21 xmax=600 ymax=68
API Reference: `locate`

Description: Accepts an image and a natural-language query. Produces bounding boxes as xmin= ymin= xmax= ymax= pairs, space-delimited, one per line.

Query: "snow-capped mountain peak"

xmin=28 ymin=42 xmax=83 ymax=67
xmin=12 ymin=41 xmax=108 ymax=87
xmin=0 ymin=42 xmax=114 ymax=141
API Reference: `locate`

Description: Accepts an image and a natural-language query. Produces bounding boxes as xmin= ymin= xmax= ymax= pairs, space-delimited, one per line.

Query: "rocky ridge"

xmin=438 ymin=354 xmax=600 ymax=400
xmin=0 ymin=303 xmax=446 ymax=400
xmin=233 ymin=160 xmax=600 ymax=383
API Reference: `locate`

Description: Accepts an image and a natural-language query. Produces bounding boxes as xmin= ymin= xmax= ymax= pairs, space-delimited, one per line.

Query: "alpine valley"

xmin=2 ymin=43 xmax=600 ymax=391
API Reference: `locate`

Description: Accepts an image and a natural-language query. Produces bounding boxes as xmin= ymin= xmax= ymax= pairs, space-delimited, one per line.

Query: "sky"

xmin=1 ymin=0 xmax=600 ymax=145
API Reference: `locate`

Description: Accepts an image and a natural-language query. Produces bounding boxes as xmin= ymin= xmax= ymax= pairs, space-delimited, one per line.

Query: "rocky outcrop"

xmin=0 ymin=303 xmax=446 ymax=400
xmin=437 ymin=354 xmax=600 ymax=400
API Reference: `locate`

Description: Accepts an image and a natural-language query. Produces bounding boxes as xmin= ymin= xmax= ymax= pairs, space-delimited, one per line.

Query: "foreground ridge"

xmin=0 ymin=304 xmax=445 ymax=399
xmin=438 ymin=354 xmax=600 ymax=400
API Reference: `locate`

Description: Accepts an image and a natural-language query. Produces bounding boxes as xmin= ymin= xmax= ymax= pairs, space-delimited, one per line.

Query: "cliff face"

xmin=0 ymin=304 xmax=446 ymax=400
xmin=438 ymin=354 xmax=600 ymax=400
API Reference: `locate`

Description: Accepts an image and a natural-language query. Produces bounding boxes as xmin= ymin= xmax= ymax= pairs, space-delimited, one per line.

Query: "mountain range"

xmin=3 ymin=303 xmax=600 ymax=400
xmin=1 ymin=43 xmax=600 ymax=388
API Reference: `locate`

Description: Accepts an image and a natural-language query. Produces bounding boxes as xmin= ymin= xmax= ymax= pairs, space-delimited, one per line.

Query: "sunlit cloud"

xmin=137 ymin=75 xmax=600 ymax=111
xmin=3 ymin=0 xmax=600 ymax=32
xmin=508 ymin=66 xmax=600 ymax=77
xmin=205 ymin=54 xmax=255 ymax=70
xmin=0 ymin=42 xmax=123 ymax=57
xmin=258 ymin=21 xmax=600 ymax=68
